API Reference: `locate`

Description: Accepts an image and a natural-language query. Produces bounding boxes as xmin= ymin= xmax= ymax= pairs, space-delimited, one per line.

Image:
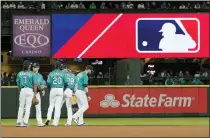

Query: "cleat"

xmin=78 ymin=123 xmax=88 ymax=126
xmin=52 ymin=124 xmax=58 ymax=127
xmin=45 ymin=120 xmax=50 ymax=126
xmin=65 ymin=123 xmax=71 ymax=127
xmin=16 ymin=122 xmax=22 ymax=127
xmin=23 ymin=123 xmax=29 ymax=127
xmin=38 ymin=123 xmax=45 ymax=127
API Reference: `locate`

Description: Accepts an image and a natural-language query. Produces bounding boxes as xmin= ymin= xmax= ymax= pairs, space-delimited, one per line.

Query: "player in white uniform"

xmin=16 ymin=60 xmax=38 ymax=127
xmin=61 ymin=65 xmax=77 ymax=126
xmin=72 ymin=65 xmax=93 ymax=126
xmin=32 ymin=63 xmax=46 ymax=127
xmin=45 ymin=61 xmax=67 ymax=126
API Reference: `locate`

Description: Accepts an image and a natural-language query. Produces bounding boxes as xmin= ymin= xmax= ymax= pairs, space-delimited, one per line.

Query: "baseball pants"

xmin=46 ymin=88 xmax=63 ymax=126
xmin=73 ymin=90 xmax=89 ymax=125
xmin=17 ymin=88 xmax=34 ymax=124
xmin=61 ymin=88 xmax=73 ymax=125
xmin=35 ymin=93 xmax=44 ymax=125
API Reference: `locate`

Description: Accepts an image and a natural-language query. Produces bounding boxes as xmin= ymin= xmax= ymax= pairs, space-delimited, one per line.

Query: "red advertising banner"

xmin=52 ymin=13 xmax=209 ymax=58
xmin=86 ymin=87 xmax=207 ymax=114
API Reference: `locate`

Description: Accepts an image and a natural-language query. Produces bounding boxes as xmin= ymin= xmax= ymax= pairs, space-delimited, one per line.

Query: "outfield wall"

xmin=1 ymin=85 xmax=209 ymax=118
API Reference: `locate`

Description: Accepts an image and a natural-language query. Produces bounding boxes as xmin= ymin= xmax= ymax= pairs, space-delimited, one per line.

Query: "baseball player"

xmin=16 ymin=60 xmax=38 ymax=127
xmin=72 ymin=65 xmax=93 ymax=126
xmin=61 ymin=65 xmax=77 ymax=126
xmin=32 ymin=63 xmax=46 ymax=127
xmin=45 ymin=61 xmax=66 ymax=126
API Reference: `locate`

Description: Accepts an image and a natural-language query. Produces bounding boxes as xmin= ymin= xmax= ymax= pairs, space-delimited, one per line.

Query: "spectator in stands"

xmin=65 ymin=2 xmax=71 ymax=9
xmin=185 ymin=71 xmax=191 ymax=77
xmin=127 ymin=1 xmax=134 ymax=9
xmin=194 ymin=71 xmax=201 ymax=77
xmin=186 ymin=3 xmax=192 ymax=9
xmin=10 ymin=2 xmax=16 ymax=9
xmin=165 ymin=76 xmax=175 ymax=85
xmin=9 ymin=72 xmax=16 ymax=86
xmin=121 ymin=2 xmax=127 ymax=9
xmin=194 ymin=3 xmax=201 ymax=9
xmin=178 ymin=78 xmax=186 ymax=85
xmin=166 ymin=2 xmax=172 ymax=9
xmin=57 ymin=2 xmax=63 ymax=9
xmin=108 ymin=2 xmax=113 ymax=8
xmin=3 ymin=2 xmax=9 ymax=9
xmin=202 ymin=71 xmax=208 ymax=77
xmin=145 ymin=2 xmax=150 ymax=9
xmin=17 ymin=2 xmax=25 ymax=9
xmin=89 ymin=2 xmax=96 ymax=9
xmin=79 ymin=2 xmax=85 ymax=9
xmin=71 ymin=2 xmax=78 ymax=9
xmin=114 ymin=3 xmax=120 ymax=9
xmin=178 ymin=71 xmax=184 ymax=77
xmin=2 ymin=72 xmax=9 ymax=86
xmin=51 ymin=2 xmax=57 ymax=9
xmin=179 ymin=4 xmax=186 ymax=9
xmin=160 ymin=70 xmax=166 ymax=77
xmin=97 ymin=72 xmax=105 ymax=85
xmin=40 ymin=2 xmax=45 ymax=10
xmin=191 ymin=76 xmax=202 ymax=85
xmin=151 ymin=2 xmax=157 ymax=9
xmin=137 ymin=3 xmax=145 ymax=9
xmin=161 ymin=2 xmax=167 ymax=9
xmin=100 ymin=2 xmax=107 ymax=9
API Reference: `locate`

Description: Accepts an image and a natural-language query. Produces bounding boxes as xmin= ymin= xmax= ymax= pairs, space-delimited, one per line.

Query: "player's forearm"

xmin=84 ymin=87 xmax=90 ymax=97
xmin=33 ymin=84 xmax=38 ymax=95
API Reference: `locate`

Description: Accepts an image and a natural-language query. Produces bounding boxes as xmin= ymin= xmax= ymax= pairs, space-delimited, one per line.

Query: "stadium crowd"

xmin=1 ymin=1 xmax=210 ymax=10
xmin=2 ymin=58 xmax=210 ymax=86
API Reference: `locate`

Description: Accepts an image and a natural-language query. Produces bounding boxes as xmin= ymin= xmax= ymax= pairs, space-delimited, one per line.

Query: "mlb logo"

xmin=136 ymin=18 xmax=200 ymax=53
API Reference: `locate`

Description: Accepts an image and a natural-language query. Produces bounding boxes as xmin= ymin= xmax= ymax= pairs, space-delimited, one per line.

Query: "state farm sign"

xmin=100 ymin=94 xmax=194 ymax=108
xmin=86 ymin=87 xmax=207 ymax=114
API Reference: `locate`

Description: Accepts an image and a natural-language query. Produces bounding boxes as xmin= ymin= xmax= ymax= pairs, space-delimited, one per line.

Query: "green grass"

xmin=1 ymin=118 xmax=209 ymax=126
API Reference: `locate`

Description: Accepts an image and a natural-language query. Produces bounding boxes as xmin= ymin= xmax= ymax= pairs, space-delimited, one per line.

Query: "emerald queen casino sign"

xmin=12 ymin=15 xmax=51 ymax=57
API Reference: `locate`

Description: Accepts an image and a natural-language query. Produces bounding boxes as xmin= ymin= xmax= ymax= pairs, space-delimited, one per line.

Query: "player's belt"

xmin=21 ymin=87 xmax=32 ymax=89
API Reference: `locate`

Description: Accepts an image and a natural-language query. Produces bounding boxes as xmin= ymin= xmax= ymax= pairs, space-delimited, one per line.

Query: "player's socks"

xmin=45 ymin=120 xmax=50 ymax=126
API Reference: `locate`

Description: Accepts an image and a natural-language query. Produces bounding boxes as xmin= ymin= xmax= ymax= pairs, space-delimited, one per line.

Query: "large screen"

xmin=52 ymin=13 xmax=209 ymax=58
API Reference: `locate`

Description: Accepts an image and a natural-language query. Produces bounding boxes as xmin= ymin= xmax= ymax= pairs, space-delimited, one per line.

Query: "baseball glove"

xmin=32 ymin=97 xmax=39 ymax=105
xmin=70 ymin=95 xmax=77 ymax=105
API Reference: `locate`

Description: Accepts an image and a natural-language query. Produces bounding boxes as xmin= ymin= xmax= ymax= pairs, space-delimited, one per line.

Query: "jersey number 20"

xmin=53 ymin=77 xmax=62 ymax=84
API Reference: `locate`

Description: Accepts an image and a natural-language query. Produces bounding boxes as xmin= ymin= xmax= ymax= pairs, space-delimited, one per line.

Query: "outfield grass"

xmin=1 ymin=118 xmax=209 ymax=126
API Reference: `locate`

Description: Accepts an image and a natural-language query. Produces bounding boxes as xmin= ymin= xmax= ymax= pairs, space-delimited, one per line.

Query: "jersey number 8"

xmin=53 ymin=77 xmax=62 ymax=85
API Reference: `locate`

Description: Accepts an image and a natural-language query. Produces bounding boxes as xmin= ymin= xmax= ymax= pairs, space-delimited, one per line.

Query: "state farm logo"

xmin=100 ymin=94 xmax=195 ymax=108
xmin=100 ymin=94 xmax=120 ymax=108
xmin=14 ymin=33 xmax=49 ymax=48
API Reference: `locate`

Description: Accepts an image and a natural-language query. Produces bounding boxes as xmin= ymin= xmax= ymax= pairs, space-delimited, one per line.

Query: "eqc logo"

xmin=100 ymin=94 xmax=194 ymax=108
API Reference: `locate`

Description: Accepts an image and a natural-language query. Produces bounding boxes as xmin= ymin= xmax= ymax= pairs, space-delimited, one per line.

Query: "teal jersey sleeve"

xmin=47 ymin=72 xmax=51 ymax=85
xmin=83 ymin=74 xmax=88 ymax=85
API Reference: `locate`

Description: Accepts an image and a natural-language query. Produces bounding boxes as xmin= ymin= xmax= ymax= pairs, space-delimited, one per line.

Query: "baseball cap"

xmin=61 ymin=64 xmax=67 ymax=70
xmin=23 ymin=60 xmax=32 ymax=67
xmin=33 ymin=63 xmax=40 ymax=68
xmin=86 ymin=65 xmax=94 ymax=71
xmin=55 ymin=61 xmax=62 ymax=68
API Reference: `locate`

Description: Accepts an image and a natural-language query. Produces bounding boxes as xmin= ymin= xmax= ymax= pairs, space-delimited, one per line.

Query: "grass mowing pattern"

xmin=1 ymin=118 xmax=208 ymax=126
